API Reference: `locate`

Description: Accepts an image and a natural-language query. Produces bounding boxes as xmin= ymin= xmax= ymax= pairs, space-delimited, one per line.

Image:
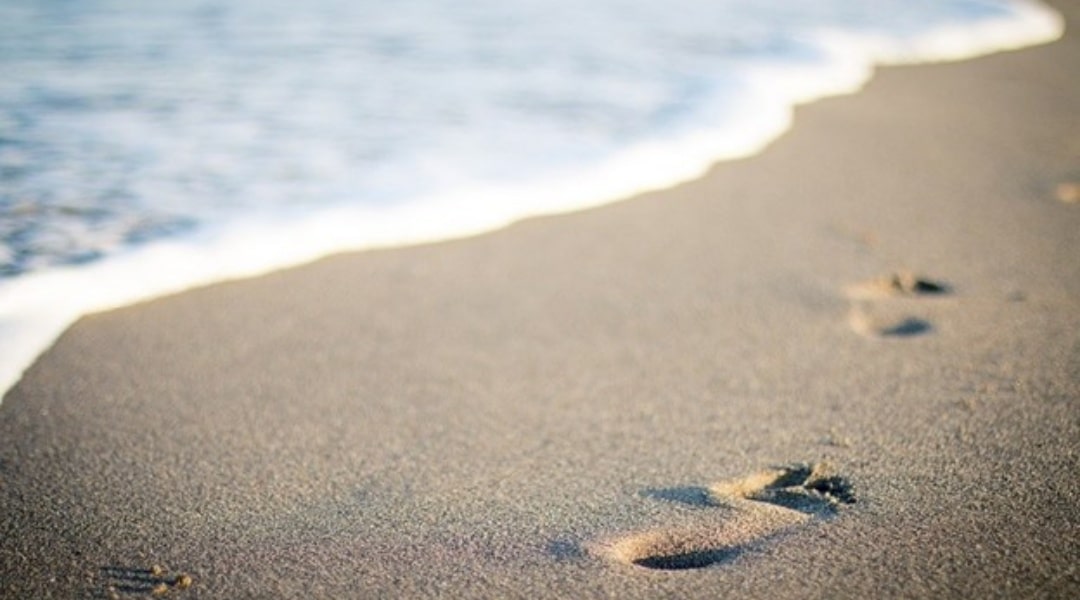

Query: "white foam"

xmin=0 ymin=0 xmax=1064 ymax=401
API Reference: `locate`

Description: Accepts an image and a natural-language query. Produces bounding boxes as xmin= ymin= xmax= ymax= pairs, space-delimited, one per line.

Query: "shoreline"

xmin=0 ymin=1 xmax=1064 ymax=403
xmin=2 ymin=2 xmax=1079 ymax=598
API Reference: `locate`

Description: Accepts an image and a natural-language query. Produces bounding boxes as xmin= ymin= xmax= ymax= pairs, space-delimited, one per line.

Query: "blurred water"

xmin=0 ymin=0 xmax=1056 ymax=277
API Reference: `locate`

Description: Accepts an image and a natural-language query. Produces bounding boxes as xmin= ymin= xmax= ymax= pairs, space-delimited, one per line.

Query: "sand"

xmin=2 ymin=3 xmax=1079 ymax=599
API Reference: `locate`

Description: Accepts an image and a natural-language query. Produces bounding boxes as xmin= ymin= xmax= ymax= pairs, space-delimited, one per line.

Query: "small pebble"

xmin=174 ymin=574 xmax=193 ymax=590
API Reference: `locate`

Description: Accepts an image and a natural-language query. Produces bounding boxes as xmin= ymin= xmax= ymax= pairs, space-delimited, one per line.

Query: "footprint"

xmin=589 ymin=463 xmax=855 ymax=571
xmin=844 ymin=270 xmax=950 ymax=338
xmin=92 ymin=565 xmax=193 ymax=598
xmin=844 ymin=271 xmax=950 ymax=301
xmin=847 ymin=307 xmax=933 ymax=338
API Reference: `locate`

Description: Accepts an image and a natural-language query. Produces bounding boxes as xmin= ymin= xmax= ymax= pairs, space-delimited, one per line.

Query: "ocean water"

xmin=0 ymin=0 xmax=1063 ymax=398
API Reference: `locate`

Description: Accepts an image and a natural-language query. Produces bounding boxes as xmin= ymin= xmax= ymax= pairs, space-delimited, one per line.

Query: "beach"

xmin=1 ymin=2 xmax=1078 ymax=598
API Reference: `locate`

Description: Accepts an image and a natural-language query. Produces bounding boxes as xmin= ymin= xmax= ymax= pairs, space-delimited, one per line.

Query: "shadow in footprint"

xmin=879 ymin=317 xmax=932 ymax=337
xmin=892 ymin=275 xmax=949 ymax=296
xmin=849 ymin=309 xmax=934 ymax=339
xmin=743 ymin=467 xmax=857 ymax=514
xmin=847 ymin=271 xmax=951 ymax=299
xmin=633 ymin=547 xmax=742 ymax=571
